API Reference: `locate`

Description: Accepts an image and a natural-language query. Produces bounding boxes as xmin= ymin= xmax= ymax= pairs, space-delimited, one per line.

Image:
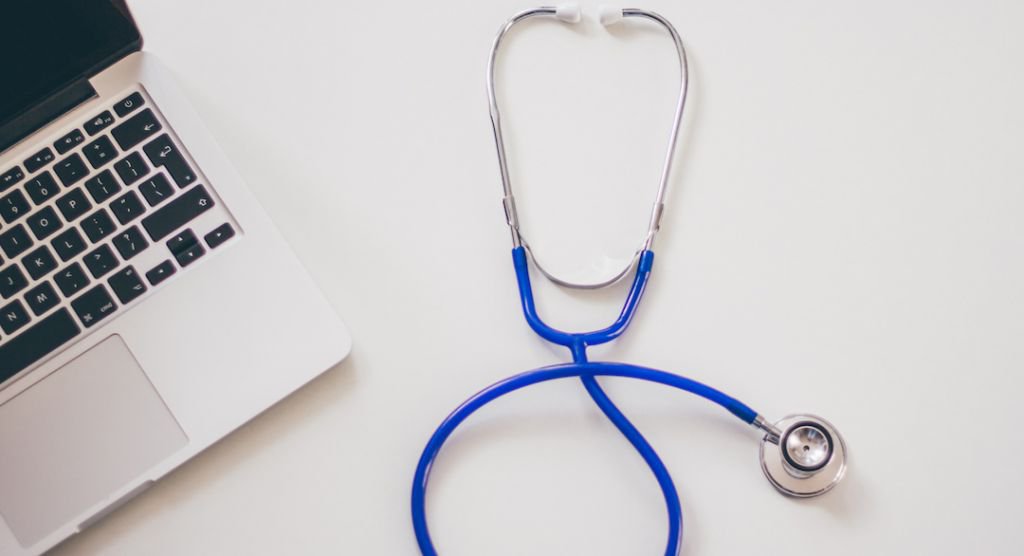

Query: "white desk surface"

xmin=54 ymin=1 xmax=1024 ymax=554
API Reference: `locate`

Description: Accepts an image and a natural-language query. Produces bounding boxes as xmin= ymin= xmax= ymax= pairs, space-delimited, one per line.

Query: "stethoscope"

xmin=411 ymin=6 xmax=847 ymax=555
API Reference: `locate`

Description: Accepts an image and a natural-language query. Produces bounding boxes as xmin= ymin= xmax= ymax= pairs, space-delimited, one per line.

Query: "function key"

xmin=24 ymin=148 xmax=55 ymax=173
xmin=112 ymin=109 xmax=162 ymax=151
xmin=114 ymin=92 xmax=145 ymax=117
xmin=205 ymin=223 xmax=236 ymax=249
xmin=54 ymin=153 xmax=88 ymax=187
xmin=84 ymin=111 xmax=115 ymax=136
xmin=1 ymin=166 xmax=24 ymax=192
xmin=54 ymin=129 xmax=85 ymax=154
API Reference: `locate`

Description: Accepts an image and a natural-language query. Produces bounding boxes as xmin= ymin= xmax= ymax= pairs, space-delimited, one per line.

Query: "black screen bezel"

xmin=0 ymin=0 xmax=143 ymax=154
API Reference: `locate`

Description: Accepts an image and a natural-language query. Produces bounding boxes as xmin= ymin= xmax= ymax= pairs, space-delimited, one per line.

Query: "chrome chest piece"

xmin=757 ymin=414 xmax=847 ymax=497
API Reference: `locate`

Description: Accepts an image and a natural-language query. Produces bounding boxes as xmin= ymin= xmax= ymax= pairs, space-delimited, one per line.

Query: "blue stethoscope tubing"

xmin=412 ymin=6 xmax=773 ymax=555
xmin=411 ymin=248 xmax=762 ymax=556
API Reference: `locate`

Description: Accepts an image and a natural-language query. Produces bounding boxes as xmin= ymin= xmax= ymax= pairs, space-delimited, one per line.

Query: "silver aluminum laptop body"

xmin=0 ymin=51 xmax=351 ymax=555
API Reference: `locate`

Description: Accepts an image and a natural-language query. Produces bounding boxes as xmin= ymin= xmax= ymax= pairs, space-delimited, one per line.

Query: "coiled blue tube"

xmin=411 ymin=248 xmax=759 ymax=555
xmin=410 ymin=362 xmax=758 ymax=555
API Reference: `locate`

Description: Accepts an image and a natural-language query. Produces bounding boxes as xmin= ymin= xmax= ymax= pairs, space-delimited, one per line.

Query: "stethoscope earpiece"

xmin=759 ymin=415 xmax=847 ymax=497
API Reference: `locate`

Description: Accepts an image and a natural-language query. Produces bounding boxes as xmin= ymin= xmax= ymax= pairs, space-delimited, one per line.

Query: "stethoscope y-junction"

xmin=411 ymin=6 xmax=847 ymax=555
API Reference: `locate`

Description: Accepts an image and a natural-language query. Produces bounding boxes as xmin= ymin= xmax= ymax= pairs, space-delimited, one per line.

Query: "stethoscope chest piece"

xmin=759 ymin=414 xmax=847 ymax=497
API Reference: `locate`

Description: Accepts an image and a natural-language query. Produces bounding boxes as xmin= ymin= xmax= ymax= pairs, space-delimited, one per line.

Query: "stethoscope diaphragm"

xmin=760 ymin=415 xmax=847 ymax=497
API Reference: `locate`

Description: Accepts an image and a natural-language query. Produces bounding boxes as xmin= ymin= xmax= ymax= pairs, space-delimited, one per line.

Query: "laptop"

xmin=0 ymin=2 xmax=352 ymax=553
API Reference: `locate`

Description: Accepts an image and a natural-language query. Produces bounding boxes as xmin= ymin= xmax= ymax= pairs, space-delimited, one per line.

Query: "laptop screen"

xmin=0 ymin=0 xmax=140 ymax=152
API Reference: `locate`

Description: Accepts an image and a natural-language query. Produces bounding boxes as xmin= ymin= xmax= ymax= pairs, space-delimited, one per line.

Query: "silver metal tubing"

xmin=487 ymin=7 xmax=690 ymax=288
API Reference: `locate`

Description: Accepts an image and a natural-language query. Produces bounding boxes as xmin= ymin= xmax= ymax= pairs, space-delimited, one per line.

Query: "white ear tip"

xmin=598 ymin=6 xmax=624 ymax=26
xmin=555 ymin=3 xmax=582 ymax=23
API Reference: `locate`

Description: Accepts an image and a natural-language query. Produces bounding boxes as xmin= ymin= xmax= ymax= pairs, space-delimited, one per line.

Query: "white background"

xmin=55 ymin=1 xmax=1024 ymax=554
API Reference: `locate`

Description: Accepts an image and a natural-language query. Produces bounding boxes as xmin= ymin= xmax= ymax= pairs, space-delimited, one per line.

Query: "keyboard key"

xmin=24 ymin=172 xmax=59 ymax=205
xmin=143 ymin=134 xmax=195 ymax=187
xmin=112 ymin=226 xmax=148 ymax=260
xmin=175 ymin=242 xmax=206 ymax=268
xmin=22 ymin=245 xmax=57 ymax=281
xmin=139 ymin=173 xmax=174 ymax=207
xmin=55 ymin=263 xmax=90 ymax=297
xmin=114 ymin=92 xmax=145 ymax=117
xmin=55 ymin=187 xmax=92 ymax=222
xmin=26 ymin=206 xmax=63 ymax=241
xmin=0 ymin=265 xmax=28 ymax=299
xmin=54 ymin=153 xmax=88 ymax=186
xmin=108 ymin=266 xmax=147 ymax=304
xmin=81 ymin=209 xmax=116 ymax=242
xmin=0 ymin=166 xmax=25 ymax=192
xmin=84 ymin=111 xmax=115 ymax=136
xmin=110 ymin=190 xmax=146 ymax=224
xmin=0 ymin=309 xmax=81 ymax=384
xmin=205 ymin=223 xmax=236 ymax=249
xmin=71 ymin=285 xmax=117 ymax=328
xmin=166 ymin=229 xmax=205 ymax=267
xmin=141 ymin=185 xmax=214 ymax=241
xmin=112 ymin=109 xmax=162 ymax=151
xmin=145 ymin=260 xmax=176 ymax=286
xmin=24 ymin=281 xmax=59 ymax=316
xmin=54 ymin=128 xmax=86 ymax=154
xmin=83 ymin=136 xmax=118 ymax=169
xmin=0 ymin=225 xmax=33 ymax=259
xmin=113 ymin=152 xmax=149 ymax=185
xmin=24 ymin=148 xmax=55 ymax=173
xmin=83 ymin=245 xmax=118 ymax=279
xmin=1 ymin=190 xmax=31 ymax=223
xmin=166 ymin=229 xmax=198 ymax=255
xmin=84 ymin=170 xmax=122 ymax=204
xmin=51 ymin=228 xmax=87 ymax=262
xmin=0 ymin=300 xmax=31 ymax=335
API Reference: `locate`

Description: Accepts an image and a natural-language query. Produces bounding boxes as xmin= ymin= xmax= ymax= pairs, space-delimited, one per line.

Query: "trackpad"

xmin=0 ymin=336 xmax=187 ymax=547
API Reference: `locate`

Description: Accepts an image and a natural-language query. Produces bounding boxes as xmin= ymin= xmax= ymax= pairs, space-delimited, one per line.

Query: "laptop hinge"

xmin=0 ymin=79 xmax=97 ymax=156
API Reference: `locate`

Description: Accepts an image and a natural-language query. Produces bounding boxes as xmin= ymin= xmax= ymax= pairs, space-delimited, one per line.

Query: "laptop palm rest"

xmin=0 ymin=335 xmax=187 ymax=547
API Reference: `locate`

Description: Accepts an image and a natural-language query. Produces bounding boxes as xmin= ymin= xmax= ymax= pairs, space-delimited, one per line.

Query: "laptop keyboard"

xmin=0 ymin=88 xmax=238 ymax=387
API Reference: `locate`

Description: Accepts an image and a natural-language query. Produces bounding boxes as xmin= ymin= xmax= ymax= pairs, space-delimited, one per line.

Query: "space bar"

xmin=0 ymin=309 xmax=82 ymax=385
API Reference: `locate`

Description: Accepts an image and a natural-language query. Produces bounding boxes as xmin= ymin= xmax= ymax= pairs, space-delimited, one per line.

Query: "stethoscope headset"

xmin=410 ymin=5 xmax=848 ymax=555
